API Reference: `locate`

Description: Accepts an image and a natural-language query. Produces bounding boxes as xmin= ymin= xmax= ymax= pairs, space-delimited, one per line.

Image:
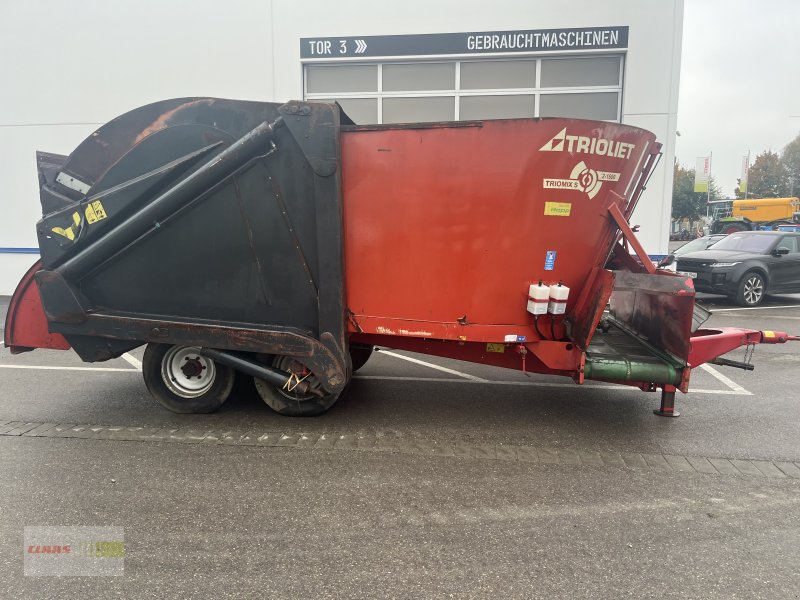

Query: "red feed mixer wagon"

xmin=4 ymin=99 xmax=797 ymax=416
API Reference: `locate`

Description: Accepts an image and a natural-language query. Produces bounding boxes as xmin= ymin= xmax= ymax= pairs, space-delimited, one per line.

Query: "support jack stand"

xmin=654 ymin=386 xmax=680 ymax=417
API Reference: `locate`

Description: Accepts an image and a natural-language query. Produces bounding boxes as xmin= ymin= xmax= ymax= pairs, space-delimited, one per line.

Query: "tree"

xmin=671 ymin=163 xmax=722 ymax=220
xmin=779 ymin=133 xmax=800 ymax=197
xmin=743 ymin=150 xmax=783 ymax=198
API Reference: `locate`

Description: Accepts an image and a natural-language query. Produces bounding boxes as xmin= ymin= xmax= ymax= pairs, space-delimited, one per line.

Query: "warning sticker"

xmin=51 ymin=200 xmax=108 ymax=242
xmin=486 ymin=343 xmax=505 ymax=353
xmin=84 ymin=200 xmax=108 ymax=224
xmin=51 ymin=211 xmax=82 ymax=241
xmin=545 ymin=250 xmax=556 ymax=271
xmin=544 ymin=201 xmax=572 ymax=216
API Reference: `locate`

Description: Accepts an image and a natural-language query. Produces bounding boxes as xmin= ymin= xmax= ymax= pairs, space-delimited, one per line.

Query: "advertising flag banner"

xmin=739 ymin=155 xmax=749 ymax=194
xmin=694 ymin=156 xmax=711 ymax=193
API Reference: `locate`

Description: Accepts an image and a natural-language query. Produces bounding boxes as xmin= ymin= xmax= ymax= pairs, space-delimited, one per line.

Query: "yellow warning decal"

xmin=486 ymin=343 xmax=505 ymax=353
xmin=51 ymin=211 xmax=81 ymax=241
xmin=544 ymin=201 xmax=572 ymax=217
xmin=763 ymin=330 xmax=775 ymax=338
xmin=84 ymin=200 xmax=107 ymax=224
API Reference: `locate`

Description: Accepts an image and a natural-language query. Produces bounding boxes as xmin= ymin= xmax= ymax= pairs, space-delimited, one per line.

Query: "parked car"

xmin=659 ymin=234 xmax=727 ymax=271
xmin=675 ymin=231 xmax=800 ymax=306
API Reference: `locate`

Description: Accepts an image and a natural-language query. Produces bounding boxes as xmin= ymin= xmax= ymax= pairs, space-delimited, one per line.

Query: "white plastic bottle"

xmin=548 ymin=281 xmax=570 ymax=315
xmin=527 ymin=280 xmax=550 ymax=315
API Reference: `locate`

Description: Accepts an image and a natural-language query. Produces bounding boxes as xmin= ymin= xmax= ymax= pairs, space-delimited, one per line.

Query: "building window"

xmin=304 ymin=55 xmax=623 ymax=124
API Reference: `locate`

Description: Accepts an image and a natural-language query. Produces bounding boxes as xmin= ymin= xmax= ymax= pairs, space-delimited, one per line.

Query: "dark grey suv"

xmin=675 ymin=231 xmax=800 ymax=306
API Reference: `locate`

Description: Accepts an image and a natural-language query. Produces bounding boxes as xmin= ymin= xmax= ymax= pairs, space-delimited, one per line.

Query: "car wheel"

xmin=142 ymin=344 xmax=235 ymax=413
xmin=735 ymin=271 xmax=766 ymax=307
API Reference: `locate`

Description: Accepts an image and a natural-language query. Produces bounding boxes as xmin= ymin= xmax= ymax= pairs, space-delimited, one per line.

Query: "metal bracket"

xmin=607 ymin=201 xmax=655 ymax=274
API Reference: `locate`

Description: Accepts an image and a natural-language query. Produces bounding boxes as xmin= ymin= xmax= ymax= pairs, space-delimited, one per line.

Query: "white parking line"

xmin=0 ymin=362 xmax=751 ymax=395
xmin=709 ymin=304 xmax=800 ymax=312
xmin=697 ymin=363 xmax=752 ymax=395
xmin=376 ymin=349 xmax=753 ymax=395
xmin=0 ymin=364 xmax=139 ymax=373
xmin=0 ymin=349 xmax=752 ymax=396
xmin=377 ymin=349 xmax=488 ymax=382
xmin=715 ymin=314 xmax=800 ymax=320
xmin=121 ymin=353 xmax=143 ymax=371
xmin=353 ymin=375 xmax=751 ymax=395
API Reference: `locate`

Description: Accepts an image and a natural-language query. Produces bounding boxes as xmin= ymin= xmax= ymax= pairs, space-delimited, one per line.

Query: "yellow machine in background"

xmin=712 ymin=197 xmax=800 ymax=233
xmin=733 ymin=197 xmax=799 ymax=221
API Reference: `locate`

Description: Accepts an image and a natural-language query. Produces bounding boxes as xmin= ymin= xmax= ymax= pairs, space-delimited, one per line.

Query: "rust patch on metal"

xmin=133 ymin=99 xmax=213 ymax=144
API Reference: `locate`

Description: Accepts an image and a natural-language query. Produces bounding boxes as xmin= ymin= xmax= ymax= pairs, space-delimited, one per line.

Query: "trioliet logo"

xmin=540 ymin=127 xmax=636 ymax=159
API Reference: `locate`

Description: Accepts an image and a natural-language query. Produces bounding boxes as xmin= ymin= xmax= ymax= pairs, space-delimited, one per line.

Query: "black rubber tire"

xmin=735 ymin=271 xmax=766 ymax=307
xmin=349 ymin=344 xmax=374 ymax=373
xmin=142 ymin=343 xmax=235 ymax=413
xmin=254 ymin=355 xmax=340 ymax=417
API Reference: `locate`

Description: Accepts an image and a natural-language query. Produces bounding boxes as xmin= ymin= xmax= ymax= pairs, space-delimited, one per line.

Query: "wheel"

xmin=142 ymin=344 xmax=235 ymax=413
xmin=735 ymin=271 xmax=766 ymax=307
xmin=349 ymin=344 xmax=374 ymax=373
xmin=254 ymin=355 xmax=341 ymax=417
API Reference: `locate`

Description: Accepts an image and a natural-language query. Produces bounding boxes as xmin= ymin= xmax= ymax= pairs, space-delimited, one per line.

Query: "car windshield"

xmin=710 ymin=233 xmax=779 ymax=253
xmin=675 ymin=237 xmax=714 ymax=255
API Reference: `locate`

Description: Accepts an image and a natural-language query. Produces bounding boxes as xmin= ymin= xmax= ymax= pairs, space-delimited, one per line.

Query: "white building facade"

xmin=0 ymin=0 xmax=683 ymax=294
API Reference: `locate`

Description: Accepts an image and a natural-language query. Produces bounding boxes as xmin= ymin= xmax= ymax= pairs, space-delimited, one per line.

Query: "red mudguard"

xmin=3 ymin=260 xmax=70 ymax=354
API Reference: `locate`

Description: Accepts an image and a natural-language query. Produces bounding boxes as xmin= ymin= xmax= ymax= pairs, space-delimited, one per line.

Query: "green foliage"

xmin=740 ymin=150 xmax=783 ymax=198
xmin=672 ymin=163 xmax=722 ymax=220
xmin=781 ymin=133 xmax=800 ymax=196
xmin=734 ymin=133 xmax=800 ymax=198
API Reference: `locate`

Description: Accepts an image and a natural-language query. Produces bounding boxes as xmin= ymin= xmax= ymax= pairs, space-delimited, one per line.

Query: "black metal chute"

xmin=33 ymin=99 xmax=350 ymax=394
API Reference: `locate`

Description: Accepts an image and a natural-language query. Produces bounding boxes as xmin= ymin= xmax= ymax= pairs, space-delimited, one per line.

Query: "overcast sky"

xmin=675 ymin=0 xmax=800 ymax=197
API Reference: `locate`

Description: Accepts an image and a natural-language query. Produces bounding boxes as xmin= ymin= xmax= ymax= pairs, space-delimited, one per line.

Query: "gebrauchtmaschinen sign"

xmin=301 ymin=26 xmax=628 ymax=59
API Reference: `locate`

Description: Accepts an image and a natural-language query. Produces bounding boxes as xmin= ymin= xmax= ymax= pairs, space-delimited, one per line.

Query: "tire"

xmin=349 ymin=344 xmax=374 ymax=373
xmin=254 ymin=355 xmax=340 ymax=417
xmin=735 ymin=271 xmax=766 ymax=307
xmin=142 ymin=344 xmax=235 ymax=413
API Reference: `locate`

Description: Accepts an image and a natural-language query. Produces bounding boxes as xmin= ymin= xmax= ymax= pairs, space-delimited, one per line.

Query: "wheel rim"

xmin=743 ymin=275 xmax=764 ymax=305
xmin=160 ymin=346 xmax=217 ymax=398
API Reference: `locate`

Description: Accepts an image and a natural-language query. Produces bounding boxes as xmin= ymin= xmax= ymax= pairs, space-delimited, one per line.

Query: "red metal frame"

xmin=350 ymin=333 xmax=576 ymax=378
xmin=568 ymin=267 xmax=615 ymax=351
xmin=608 ymin=202 xmax=655 ymax=274
xmin=688 ymin=327 xmax=798 ymax=367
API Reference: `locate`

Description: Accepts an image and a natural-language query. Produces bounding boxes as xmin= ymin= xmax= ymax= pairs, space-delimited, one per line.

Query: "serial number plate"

xmin=678 ymin=271 xmax=697 ymax=278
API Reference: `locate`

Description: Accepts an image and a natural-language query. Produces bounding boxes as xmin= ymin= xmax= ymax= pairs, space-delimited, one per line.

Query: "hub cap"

xmin=161 ymin=346 xmax=216 ymax=398
xmin=743 ymin=275 xmax=764 ymax=305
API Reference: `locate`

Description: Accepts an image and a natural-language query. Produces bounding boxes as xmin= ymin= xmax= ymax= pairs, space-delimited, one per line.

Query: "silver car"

xmin=659 ymin=234 xmax=727 ymax=271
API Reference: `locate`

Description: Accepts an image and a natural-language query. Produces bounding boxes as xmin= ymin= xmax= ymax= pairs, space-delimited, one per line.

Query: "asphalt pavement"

xmin=1 ymin=293 xmax=799 ymax=598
